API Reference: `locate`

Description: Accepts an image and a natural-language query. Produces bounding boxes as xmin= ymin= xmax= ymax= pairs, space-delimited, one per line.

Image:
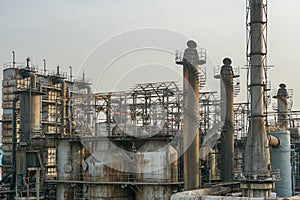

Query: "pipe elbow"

xmin=268 ymin=134 xmax=280 ymax=147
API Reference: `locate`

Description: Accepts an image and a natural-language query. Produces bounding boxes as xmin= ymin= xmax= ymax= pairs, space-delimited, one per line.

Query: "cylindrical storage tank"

xmin=270 ymin=130 xmax=292 ymax=197
xmin=135 ymin=140 xmax=178 ymax=199
xmin=19 ymin=91 xmax=41 ymax=143
xmin=83 ymin=141 xmax=131 ymax=182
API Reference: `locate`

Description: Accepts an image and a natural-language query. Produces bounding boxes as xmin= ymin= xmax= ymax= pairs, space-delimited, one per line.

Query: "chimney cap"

xmin=279 ymin=83 xmax=286 ymax=89
xmin=187 ymin=40 xmax=197 ymax=49
xmin=223 ymin=58 xmax=232 ymax=65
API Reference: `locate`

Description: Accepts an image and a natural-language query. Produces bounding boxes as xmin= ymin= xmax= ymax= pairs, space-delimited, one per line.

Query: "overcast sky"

xmin=1 ymin=0 xmax=300 ymax=109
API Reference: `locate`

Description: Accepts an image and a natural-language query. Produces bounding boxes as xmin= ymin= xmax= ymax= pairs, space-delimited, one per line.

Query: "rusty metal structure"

xmin=2 ymin=52 xmax=300 ymax=199
xmin=2 ymin=1 xmax=300 ymax=199
xmin=176 ymin=40 xmax=206 ymax=190
xmin=219 ymin=58 xmax=236 ymax=181
xmin=73 ymin=81 xmax=182 ymax=199
xmin=213 ymin=58 xmax=240 ymax=182
xmin=1 ymin=62 xmax=184 ymax=199
xmin=1 ymin=57 xmax=90 ymax=199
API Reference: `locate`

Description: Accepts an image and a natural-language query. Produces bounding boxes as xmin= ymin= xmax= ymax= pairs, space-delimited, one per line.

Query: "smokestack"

xmin=12 ymin=51 xmax=16 ymax=68
xmin=43 ymin=59 xmax=46 ymax=74
xmin=26 ymin=57 xmax=31 ymax=68
xmin=176 ymin=40 xmax=205 ymax=190
xmin=220 ymin=58 xmax=235 ymax=181
xmin=57 ymin=65 xmax=60 ymax=75
xmin=273 ymin=84 xmax=288 ymax=129
xmin=242 ymin=0 xmax=275 ymax=197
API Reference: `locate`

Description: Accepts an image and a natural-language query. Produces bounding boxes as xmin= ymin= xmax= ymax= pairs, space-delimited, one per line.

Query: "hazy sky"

xmin=1 ymin=0 xmax=300 ymax=109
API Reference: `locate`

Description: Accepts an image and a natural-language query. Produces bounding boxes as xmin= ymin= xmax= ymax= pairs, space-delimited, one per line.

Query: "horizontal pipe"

xmin=46 ymin=180 xmax=183 ymax=185
xmin=171 ymin=187 xmax=231 ymax=199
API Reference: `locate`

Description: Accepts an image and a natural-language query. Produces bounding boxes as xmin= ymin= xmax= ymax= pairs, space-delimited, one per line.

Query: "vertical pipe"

xmin=10 ymin=97 xmax=19 ymax=193
xmin=220 ymin=58 xmax=234 ymax=181
xmin=26 ymin=57 xmax=30 ymax=68
xmin=182 ymin=40 xmax=200 ymax=190
xmin=61 ymin=80 xmax=67 ymax=135
xmin=209 ymin=149 xmax=217 ymax=180
xmin=107 ymin=95 xmax=111 ymax=135
xmin=43 ymin=59 xmax=46 ymax=75
xmin=69 ymin=66 xmax=73 ymax=81
xmin=36 ymin=169 xmax=40 ymax=200
xmin=12 ymin=51 xmax=15 ymax=68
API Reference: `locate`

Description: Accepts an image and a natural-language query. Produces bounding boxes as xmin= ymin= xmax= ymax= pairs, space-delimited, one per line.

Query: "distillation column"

xmin=16 ymin=65 xmax=44 ymax=199
xmin=176 ymin=40 xmax=206 ymax=190
xmin=242 ymin=0 xmax=275 ymax=197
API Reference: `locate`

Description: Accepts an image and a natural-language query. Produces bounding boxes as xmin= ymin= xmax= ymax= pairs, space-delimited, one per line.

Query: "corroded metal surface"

xmin=136 ymin=141 xmax=178 ymax=183
xmin=88 ymin=185 xmax=133 ymax=200
xmin=179 ymin=40 xmax=204 ymax=190
xmin=220 ymin=58 xmax=235 ymax=181
xmin=135 ymin=140 xmax=178 ymax=199
xmin=135 ymin=185 xmax=173 ymax=200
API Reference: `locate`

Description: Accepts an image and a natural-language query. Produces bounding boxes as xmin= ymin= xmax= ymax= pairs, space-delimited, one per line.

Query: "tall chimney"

xmin=176 ymin=40 xmax=206 ymax=190
xmin=220 ymin=58 xmax=235 ymax=181
xmin=242 ymin=0 xmax=275 ymax=197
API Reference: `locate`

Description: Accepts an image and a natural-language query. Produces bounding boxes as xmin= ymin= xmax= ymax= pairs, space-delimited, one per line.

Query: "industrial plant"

xmin=1 ymin=0 xmax=300 ymax=199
